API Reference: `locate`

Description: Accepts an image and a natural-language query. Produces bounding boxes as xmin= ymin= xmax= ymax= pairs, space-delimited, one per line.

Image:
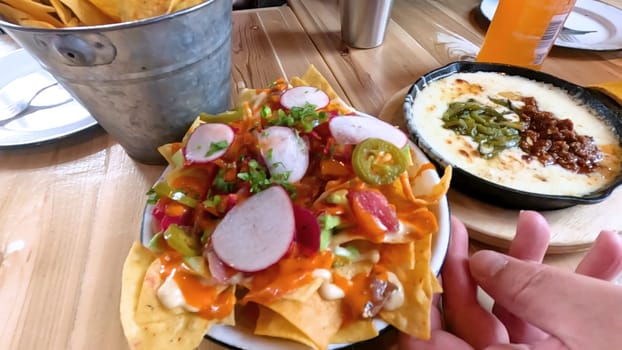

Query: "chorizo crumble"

xmin=518 ymin=97 xmax=603 ymax=173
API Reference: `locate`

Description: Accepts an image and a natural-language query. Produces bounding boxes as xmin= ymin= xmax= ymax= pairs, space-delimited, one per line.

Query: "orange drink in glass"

xmin=476 ymin=0 xmax=577 ymax=70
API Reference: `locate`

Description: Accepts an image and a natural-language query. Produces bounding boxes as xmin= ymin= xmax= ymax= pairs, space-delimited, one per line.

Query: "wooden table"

xmin=1 ymin=1 xmax=621 ymax=349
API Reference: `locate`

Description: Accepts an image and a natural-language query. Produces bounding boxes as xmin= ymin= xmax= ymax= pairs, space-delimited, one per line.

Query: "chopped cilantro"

xmin=268 ymin=102 xmax=328 ymax=132
xmin=260 ymin=105 xmax=272 ymax=118
xmin=237 ymin=159 xmax=272 ymax=193
xmin=214 ymin=168 xmax=236 ymax=193
xmin=236 ymin=159 xmax=297 ymax=197
xmin=205 ymin=140 xmax=229 ymax=157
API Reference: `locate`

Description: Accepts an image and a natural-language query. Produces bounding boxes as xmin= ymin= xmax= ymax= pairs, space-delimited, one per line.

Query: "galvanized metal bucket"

xmin=0 ymin=0 xmax=232 ymax=164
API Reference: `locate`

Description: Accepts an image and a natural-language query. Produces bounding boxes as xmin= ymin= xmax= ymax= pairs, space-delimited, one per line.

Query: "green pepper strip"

xmin=442 ymin=98 xmax=525 ymax=158
xmin=151 ymin=181 xmax=198 ymax=208
xmin=163 ymin=224 xmax=200 ymax=257
xmin=352 ymin=138 xmax=407 ymax=185
xmin=199 ymin=109 xmax=243 ymax=124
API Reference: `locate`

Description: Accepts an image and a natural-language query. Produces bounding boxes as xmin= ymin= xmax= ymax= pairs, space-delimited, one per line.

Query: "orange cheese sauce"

xmin=159 ymin=252 xmax=234 ymax=320
xmin=333 ymin=265 xmax=390 ymax=323
xmin=242 ymin=246 xmax=333 ymax=305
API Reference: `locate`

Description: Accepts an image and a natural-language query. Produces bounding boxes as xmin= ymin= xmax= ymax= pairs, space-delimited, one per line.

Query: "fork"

xmin=557 ymin=27 xmax=597 ymax=42
xmin=0 ymin=82 xmax=60 ymax=121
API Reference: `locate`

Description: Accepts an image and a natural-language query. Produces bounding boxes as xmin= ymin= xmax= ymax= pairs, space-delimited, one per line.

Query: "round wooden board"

xmin=379 ymin=85 xmax=622 ymax=254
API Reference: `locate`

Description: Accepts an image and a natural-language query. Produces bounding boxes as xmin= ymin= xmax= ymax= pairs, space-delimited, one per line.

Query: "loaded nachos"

xmin=120 ymin=66 xmax=452 ymax=350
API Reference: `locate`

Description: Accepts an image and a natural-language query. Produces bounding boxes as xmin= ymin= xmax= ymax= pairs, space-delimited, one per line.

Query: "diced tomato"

xmin=347 ymin=189 xmax=399 ymax=242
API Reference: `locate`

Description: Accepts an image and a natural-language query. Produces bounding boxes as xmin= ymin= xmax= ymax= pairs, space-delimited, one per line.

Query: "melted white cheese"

xmin=313 ymin=268 xmax=346 ymax=300
xmin=157 ymin=273 xmax=199 ymax=312
xmin=383 ymin=271 xmax=405 ymax=311
xmin=410 ymin=72 xmax=622 ymax=196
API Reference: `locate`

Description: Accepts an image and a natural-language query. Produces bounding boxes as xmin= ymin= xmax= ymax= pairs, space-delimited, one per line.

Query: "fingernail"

xmin=470 ymin=250 xmax=508 ymax=279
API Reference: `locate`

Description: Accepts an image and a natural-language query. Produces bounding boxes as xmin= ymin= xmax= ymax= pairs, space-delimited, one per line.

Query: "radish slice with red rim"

xmin=257 ymin=126 xmax=309 ymax=183
xmin=184 ymin=123 xmax=234 ymax=163
xmin=280 ymin=86 xmax=330 ymax=110
xmin=205 ymin=243 xmax=230 ymax=283
xmin=211 ymin=186 xmax=295 ymax=272
xmin=329 ymin=115 xmax=408 ymax=148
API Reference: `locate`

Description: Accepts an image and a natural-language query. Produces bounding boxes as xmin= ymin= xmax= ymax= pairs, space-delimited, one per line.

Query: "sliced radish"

xmin=184 ymin=123 xmax=234 ymax=163
xmin=280 ymin=86 xmax=330 ymax=110
xmin=257 ymin=126 xmax=309 ymax=183
xmin=211 ymin=186 xmax=295 ymax=272
xmin=205 ymin=243 xmax=230 ymax=283
xmin=293 ymin=205 xmax=321 ymax=256
xmin=329 ymin=115 xmax=408 ymax=148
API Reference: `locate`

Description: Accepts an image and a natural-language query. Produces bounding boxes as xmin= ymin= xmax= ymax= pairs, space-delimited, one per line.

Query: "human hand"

xmin=400 ymin=211 xmax=622 ymax=350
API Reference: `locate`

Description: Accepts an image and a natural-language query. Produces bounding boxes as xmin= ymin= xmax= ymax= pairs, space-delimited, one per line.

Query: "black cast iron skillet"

xmin=403 ymin=61 xmax=622 ymax=210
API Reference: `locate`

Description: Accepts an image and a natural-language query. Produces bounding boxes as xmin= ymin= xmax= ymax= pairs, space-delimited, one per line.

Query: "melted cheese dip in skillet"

xmin=410 ymin=72 xmax=622 ymax=196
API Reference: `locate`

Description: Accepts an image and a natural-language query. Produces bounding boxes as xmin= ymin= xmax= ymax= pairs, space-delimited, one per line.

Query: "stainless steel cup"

xmin=0 ymin=0 xmax=232 ymax=164
xmin=340 ymin=0 xmax=394 ymax=49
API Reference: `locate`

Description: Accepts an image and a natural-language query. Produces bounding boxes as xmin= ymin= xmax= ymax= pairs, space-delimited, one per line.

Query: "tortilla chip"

xmin=1 ymin=0 xmax=55 ymax=16
xmin=167 ymin=0 xmax=203 ymax=13
xmin=256 ymin=292 xmax=343 ymax=350
xmin=379 ymin=241 xmax=415 ymax=270
xmin=379 ymin=234 xmax=436 ymax=339
xmin=282 ymin=278 xmax=323 ymax=301
xmin=291 ymin=65 xmax=353 ymax=114
xmin=120 ymin=242 xmax=214 ymax=350
xmin=59 ymin=0 xmax=113 ymax=25
xmin=135 ymin=258 xmax=188 ymax=323
xmin=413 ymin=165 xmax=452 ymax=205
xmin=0 ymin=0 xmax=63 ymax=27
xmin=120 ymin=0 xmax=172 ymax=22
xmin=0 ymin=3 xmax=31 ymax=23
xmin=255 ymin=306 xmax=320 ymax=350
xmin=18 ymin=18 xmax=57 ymax=28
xmin=49 ymin=0 xmax=73 ymax=24
xmin=330 ymin=319 xmax=378 ymax=344
xmin=87 ymin=0 xmax=121 ymax=21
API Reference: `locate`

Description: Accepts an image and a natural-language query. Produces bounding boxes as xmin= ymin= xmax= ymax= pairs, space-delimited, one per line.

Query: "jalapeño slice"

xmin=352 ymin=138 xmax=407 ymax=185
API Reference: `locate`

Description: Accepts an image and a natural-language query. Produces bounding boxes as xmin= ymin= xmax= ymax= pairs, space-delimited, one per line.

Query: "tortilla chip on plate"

xmin=291 ymin=65 xmax=353 ymax=114
xmin=255 ymin=306 xmax=320 ymax=350
xmin=330 ymin=319 xmax=378 ymax=344
xmin=255 ymin=292 xmax=343 ymax=350
xmin=120 ymin=242 xmax=214 ymax=350
xmin=379 ymin=234 xmax=437 ymax=339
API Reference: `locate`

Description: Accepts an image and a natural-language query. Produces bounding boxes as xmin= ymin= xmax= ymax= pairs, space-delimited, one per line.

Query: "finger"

xmin=399 ymin=330 xmax=474 ymax=350
xmin=575 ymin=230 xmax=622 ymax=280
xmin=507 ymin=210 xmax=550 ymax=261
xmin=442 ymin=217 xmax=508 ymax=349
xmin=430 ymin=294 xmax=442 ymax=330
xmin=470 ymin=250 xmax=622 ymax=349
xmin=484 ymin=336 xmax=568 ymax=350
xmin=493 ymin=210 xmax=550 ymax=343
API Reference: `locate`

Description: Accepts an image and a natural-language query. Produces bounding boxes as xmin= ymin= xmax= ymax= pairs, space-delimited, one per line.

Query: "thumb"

xmin=469 ymin=250 xmax=622 ymax=349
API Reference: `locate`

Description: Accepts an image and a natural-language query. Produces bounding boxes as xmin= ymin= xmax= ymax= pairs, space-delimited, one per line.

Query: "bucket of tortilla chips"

xmin=120 ymin=66 xmax=452 ymax=349
xmin=0 ymin=0 xmax=231 ymax=164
